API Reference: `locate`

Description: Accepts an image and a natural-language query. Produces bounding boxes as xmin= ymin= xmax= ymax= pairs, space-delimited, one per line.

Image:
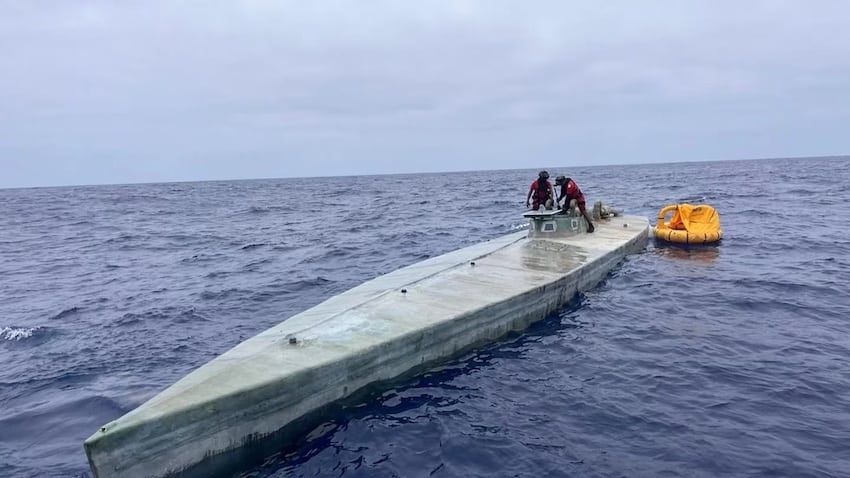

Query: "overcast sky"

xmin=2 ymin=1 xmax=849 ymax=188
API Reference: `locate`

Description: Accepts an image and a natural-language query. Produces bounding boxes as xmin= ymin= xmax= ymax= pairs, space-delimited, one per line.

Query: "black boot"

xmin=583 ymin=212 xmax=595 ymax=233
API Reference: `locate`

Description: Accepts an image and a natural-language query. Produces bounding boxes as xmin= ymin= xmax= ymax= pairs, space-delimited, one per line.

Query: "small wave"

xmin=731 ymin=208 xmax=782 ymax=218
xmin=205 ymin=270 xmax=232 ymax=279
xmin=181 ymin=252 xmax=225 ymax=264
xmin=271 ymin=244 xmax=300 ymax=252
xmin=786 ymin=188 xmax=816 ymax=196
xmin=173 ymin=307 xmax=210 ymax=324
xmin=200 ymin=288 xmax=246 ymax=301
xmin=244 ymin=258 xmax=274 ymax=270
xmin=246 ymin=205 xmax=285 ymax=214
xmin=49 ymin=307 xmax=80 ymax=321
xmin=1 ymin=326 xmax=40 ymax=341
xmin=114 ymin=307 xmax=210 ymax=327
xmin=241 ymin=243 xmax=268 ymax=250
xmin=123 ymin=193 xmax=167 ymax=202
xmin=0 ymin=395 xmax=128 ymax=438
xmin=102 ymin=233 xmax=144 ymax=245
xmin=280 ymin=277 xmax=334 ymax=293
xmin=114 ymin=313 xmax=143 ymax=327
xmin=298 ymin=246 xmax=362 ymax=264
xmin=341 ymin=224 xmax=371 ymax=233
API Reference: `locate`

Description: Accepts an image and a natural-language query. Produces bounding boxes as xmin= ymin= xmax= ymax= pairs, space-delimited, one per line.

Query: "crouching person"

xmin=555 ymin=175 xmax=595 ymax=233
xmin=526 ymin=171 xmax=555 ymax=211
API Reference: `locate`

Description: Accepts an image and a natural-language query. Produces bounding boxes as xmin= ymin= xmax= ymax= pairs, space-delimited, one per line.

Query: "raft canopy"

xmin=654 ymin=204 xmax=723 ymax=244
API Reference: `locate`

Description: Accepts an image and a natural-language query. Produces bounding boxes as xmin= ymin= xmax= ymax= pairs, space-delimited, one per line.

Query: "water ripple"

xmin=1 ymin=156 xmax=850 ymax=477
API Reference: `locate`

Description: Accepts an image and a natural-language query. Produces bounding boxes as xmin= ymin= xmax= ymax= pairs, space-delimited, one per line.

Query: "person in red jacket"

xmin=526 ymin=171 xmax=555 ymax=211
xmin=555 ymin=175 xmax=595 ymax=233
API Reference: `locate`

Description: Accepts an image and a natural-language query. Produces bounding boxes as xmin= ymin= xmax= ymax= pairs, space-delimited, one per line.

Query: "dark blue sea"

xmin=2 ymin=157 xmax=850 ymax=478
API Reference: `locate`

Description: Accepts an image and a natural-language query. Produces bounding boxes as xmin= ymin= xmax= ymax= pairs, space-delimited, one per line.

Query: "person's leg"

xmin=544 ymin=198 xmax=554 ymax=210
xmin=567 ymin=199 xmax=578 ymax=215
xmin=577 ymin=201 xmax=595 ymax=232
xmin=532 ymin=199 xmax=541 ymax=211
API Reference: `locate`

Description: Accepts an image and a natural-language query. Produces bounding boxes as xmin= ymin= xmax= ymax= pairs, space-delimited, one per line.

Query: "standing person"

xmin=555 ymin=175 xmax=595 ymax=233
xmin=526 ymin=171 xmax=555 ymax=211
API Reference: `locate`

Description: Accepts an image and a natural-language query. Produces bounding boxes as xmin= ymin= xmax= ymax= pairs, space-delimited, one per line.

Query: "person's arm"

xmin=526 ymin=184 xmax=533 ymax=207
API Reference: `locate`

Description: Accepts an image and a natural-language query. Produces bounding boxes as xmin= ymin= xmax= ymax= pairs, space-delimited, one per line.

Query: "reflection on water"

xmin=654 ymin=242 xmax=721 ymax=264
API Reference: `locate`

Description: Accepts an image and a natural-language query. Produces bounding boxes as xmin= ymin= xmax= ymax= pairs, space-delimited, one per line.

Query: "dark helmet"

xmin=554 ymin=175 xmax=567 ymax=185
xmin=538 ymin=170 xmax=549 ymax=179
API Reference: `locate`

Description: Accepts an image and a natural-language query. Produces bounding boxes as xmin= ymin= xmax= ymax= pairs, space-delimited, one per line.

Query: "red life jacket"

xmin=561 ymin=179 xmax=586 ymax=203
xmin=532 ymin=179 xmax=551 ymax=200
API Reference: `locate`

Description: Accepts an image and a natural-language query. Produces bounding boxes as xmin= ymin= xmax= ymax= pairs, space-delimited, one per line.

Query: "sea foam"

xmin=0 ymin=326 xmax=39 ymax=341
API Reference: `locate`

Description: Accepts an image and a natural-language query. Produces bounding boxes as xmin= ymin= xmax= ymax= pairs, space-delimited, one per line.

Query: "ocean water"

xmin=2 ymin=157 xmax=850 ymax=478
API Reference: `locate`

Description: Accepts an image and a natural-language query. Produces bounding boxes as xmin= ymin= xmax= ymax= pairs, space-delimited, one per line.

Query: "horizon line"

xmin=2 ymin=153 xmax=848 ymax=191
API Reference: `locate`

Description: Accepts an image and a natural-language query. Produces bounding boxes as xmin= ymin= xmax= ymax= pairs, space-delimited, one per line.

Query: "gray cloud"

xmin=2 ymin=0 xmax=849 ymax=187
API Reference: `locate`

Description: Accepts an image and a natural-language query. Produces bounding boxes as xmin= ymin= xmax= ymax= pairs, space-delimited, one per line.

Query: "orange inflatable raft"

xmin=654 ymin=204 xmax=723 ymax=244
